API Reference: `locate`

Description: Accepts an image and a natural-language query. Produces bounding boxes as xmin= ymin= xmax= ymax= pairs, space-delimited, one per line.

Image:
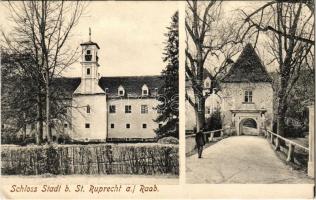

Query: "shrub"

xmin=158 ymin=136 xmax=179 ymax=144
xmin=205 ymin=108 xmax=222 ymax=132
xmin=1 ymin=143 xmax=179 ymax=176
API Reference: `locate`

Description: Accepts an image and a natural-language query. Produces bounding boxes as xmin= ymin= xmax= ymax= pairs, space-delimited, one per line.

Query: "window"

xmin=109 ymin=105 xmax=116 ymax=113
xmin=87 ymin=68 xmax=90 ymax=75
xmin=126 ymin=124 xmax=130 ymax=128
xmin=142 ymin=84 xmax=149 ymax=96
xmin=85 ymin=50 xmax=92 ymax=61
xmin=205 ymin=82 xmax=210 ymax=88
xmin=87 ymin=105 xmax=90 ymax=113
xmin=141 ymin=105 xmax=148 ymax=114
xmin=142 ymin=124 xmax=147 ymax=129
xmin=85 ymin=123 xmax=90 ymax=128
xmin=118 ymin=85 xmax=125 ymax=96
xmin=244 ymin=91 xmax=253 ymax=103
xmin=111 ymin=124 xmax=114 ymax=129
xmin=64 ymin=123 xmax=68 ymax=128
xmin=206 ymin=107 xmax=211 ymax=114
xmin=125 ymin=105 xmax=132 ymax=113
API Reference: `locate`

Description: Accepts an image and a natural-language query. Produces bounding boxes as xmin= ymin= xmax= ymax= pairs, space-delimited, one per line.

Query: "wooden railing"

xmin=185 ymin=127 xmax=232 ymax=141
xmin=262 ymin=129 xmax=309 ymax=162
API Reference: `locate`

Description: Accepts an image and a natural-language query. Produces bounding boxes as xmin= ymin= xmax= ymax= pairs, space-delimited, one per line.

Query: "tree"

xmin=155 ymin=11 xmax=179 ymax=139
xmin=1 ymin=52 xmax=38 ymax=143
xmin=185 ymin=0 xmax=241 ymax=132
xmin=1 ymin=1 xmax=86 ymax=144
xmin=205 ymin=108 xmax=222 ymax=132
xmin=238 ymin=2 xmax=314 ymax=136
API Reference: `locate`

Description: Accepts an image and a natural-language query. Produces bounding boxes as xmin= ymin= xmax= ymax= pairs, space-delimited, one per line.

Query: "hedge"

xmin=1 ymin=143 xmax=179 ymax=176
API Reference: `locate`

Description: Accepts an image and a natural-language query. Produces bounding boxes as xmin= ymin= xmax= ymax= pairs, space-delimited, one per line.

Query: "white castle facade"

xmin=65 ymin=39 xmax=163 ymax=141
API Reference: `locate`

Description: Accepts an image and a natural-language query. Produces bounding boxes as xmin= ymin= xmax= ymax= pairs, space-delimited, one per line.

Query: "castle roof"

xmin=221 ymin=43 xmax=272 ymax=83
xmin=56 ymin=75 xmax=163 ymax=98
xmin=99 ymin=75 xmax=163 ymax=97
xmin=80 ymin=41 xmax=100 ymax=49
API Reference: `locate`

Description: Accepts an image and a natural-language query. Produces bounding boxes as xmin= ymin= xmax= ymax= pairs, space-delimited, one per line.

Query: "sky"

xmin=0 ymin=1 xmax=179 ymax=77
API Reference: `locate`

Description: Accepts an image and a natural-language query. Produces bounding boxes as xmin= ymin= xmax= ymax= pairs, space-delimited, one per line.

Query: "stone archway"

xmin=239 ymin=118 xmax=258 ymax=136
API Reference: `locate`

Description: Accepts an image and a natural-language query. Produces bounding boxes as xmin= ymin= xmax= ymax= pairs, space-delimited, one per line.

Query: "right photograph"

xmin=185 ymin=1 xmax=314 ymax=184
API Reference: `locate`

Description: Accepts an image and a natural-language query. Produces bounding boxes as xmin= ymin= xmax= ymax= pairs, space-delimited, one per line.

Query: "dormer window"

xmin=85 ymin=49 xmax=92 ymax=61
xmin=205 ymin=82 xmax=210 ymax=88
xmin=118 ymin=85 xmax=125 ymax=96
xmin=204 ymin=77 xmax=211 ymax=88
xmin=142 ymin=84 xmax=149 ymax=96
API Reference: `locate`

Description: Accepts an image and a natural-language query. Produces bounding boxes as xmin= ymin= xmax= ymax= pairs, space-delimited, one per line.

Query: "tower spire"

xmin=89 ymin=27 xmax=91 ymax=42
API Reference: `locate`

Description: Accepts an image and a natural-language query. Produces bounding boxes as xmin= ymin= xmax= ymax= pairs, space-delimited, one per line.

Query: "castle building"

xmin=65 ymin=38 xmax=163 ymax=142
xmin=219 ymin=44 xmax=273 ymax=135
xmin=186 ymin=44 xmax=273 ymax=135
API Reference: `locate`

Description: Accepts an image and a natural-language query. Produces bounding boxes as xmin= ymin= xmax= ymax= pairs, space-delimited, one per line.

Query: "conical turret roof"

xmin=221 ymin=44 xmax=272 ymax=83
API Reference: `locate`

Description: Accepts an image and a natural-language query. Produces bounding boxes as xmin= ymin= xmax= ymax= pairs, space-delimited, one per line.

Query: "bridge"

xmin=186 ymin=118 xmax=314 ymax=184
xmin=186 ymin=135 xmax=313 ymax=184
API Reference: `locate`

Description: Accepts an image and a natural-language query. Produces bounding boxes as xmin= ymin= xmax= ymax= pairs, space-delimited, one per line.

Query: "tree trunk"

xmin=36 ymin=100 xmax=43 ymax=145
xmin=277 ymin=82 xmax=287 ymax=137
xmin=46 ymin=70 xmax=52 ymax=143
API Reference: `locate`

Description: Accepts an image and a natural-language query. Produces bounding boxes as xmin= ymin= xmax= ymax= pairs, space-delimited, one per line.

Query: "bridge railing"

xmin=185 ymin=127 xmax=232 ymax=141
xmin=185 ymin=127 xmax=232 ymax=156
xmin=262 ymin=128 xmax=309 ymax=163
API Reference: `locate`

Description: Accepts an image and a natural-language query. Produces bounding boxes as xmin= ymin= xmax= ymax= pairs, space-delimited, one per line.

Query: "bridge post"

xmin=286 ymin=143 xmax=294 ymax=162
xmin=308 ymin=105 xmax=314 ymax=178
xmin=274 ymin=137 xmax=280 ymax=151
xmin=210 ymin=132 xmax=214 ymax=142
xmin=270 ymin=133 xmax=273 ymax=144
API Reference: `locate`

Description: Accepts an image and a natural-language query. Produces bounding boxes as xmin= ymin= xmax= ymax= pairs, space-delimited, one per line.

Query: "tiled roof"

xmin=55 ymin=75 xmax=163 ymax=98
xmin=221 ymin=43 xmax=272 ymax=83
xmin=99 ymin=75 xmax=163 ymax=98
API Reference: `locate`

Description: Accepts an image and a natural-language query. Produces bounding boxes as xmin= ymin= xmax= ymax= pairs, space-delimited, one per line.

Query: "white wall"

xmin=71 ymin=94 xmax=107 ymax=140
xmin=220 ymin=82 xmax=273 ymax=131
xmin=107 ymin=98 xmax=159 ymax=138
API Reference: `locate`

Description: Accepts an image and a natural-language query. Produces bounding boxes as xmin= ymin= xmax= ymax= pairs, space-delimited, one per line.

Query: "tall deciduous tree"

xmin=185 ymin=0 xmax=240 ymax=132
xmin=1 ymin=1 xmax=86 ymax=144
xmin=155 ymin=11 xmax=179 ymax=139
xmin=238 ymin=1 xmax=314 ymax=136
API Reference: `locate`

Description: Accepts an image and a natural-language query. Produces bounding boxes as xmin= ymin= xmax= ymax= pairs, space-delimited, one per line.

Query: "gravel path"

xmin=186 ymin=136 xmax=313 ymax=184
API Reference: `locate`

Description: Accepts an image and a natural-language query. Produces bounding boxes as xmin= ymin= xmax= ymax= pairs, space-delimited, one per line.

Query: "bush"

xmin=272 ymin=121 xmax=306 ymax=138
xmin=1 ymin=143 xmax=179 ymax=176
xmin=205 ymin=109 xmax=222 ymax=132
xmin=158 ymin=136 xmax=179 ymax=144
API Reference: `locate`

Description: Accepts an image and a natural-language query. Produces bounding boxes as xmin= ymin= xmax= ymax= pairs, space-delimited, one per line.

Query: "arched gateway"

xmin=239 ymin=118 xmax=258 ymax=135
xmin=212 ymin=44 xmax=274 ymax=135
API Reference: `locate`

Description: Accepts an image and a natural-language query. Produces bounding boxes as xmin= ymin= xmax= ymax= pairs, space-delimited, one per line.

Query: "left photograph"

xmin=1 ymin=1 xmax=179 ymax=183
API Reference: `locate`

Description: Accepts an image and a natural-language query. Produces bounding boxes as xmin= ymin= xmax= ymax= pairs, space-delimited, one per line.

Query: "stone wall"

xmin=220 ymin=82 xmax=273 ymax=132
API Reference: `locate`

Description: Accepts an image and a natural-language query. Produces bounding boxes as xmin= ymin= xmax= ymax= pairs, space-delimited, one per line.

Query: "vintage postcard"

xmin=0 ymin=0 xmax=315 ymax=199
